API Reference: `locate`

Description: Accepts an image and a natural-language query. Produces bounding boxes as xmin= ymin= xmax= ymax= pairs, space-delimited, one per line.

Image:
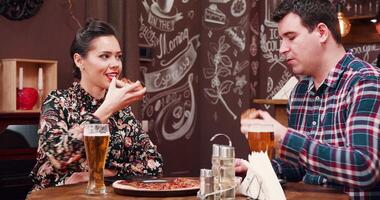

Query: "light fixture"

xmin=336 ymin=2 xmax=351 ymax=37
xmin=376 ymin=22 xmax=380 ymax=35
xmin=375 ymin=12 xmax=380 ymax=35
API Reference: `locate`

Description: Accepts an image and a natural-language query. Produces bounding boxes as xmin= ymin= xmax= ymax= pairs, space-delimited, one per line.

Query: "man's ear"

xmin=315 ymin=23 xmax=329 ymax=43
xmin=73 ymin=53 xmax=83 ymax=69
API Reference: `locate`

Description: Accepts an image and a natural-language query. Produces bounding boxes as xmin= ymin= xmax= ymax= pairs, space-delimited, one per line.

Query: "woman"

xmin=30 ymin=19 xmax=163 ymax=191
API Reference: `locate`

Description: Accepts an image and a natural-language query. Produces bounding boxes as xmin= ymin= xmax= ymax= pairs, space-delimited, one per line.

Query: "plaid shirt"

xmin=272 ymin=52 xmax=380 ymax=200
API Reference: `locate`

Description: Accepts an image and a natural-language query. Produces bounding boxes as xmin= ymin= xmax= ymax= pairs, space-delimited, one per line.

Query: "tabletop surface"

xmin=26 ymin=181 xmax=349 ymax=200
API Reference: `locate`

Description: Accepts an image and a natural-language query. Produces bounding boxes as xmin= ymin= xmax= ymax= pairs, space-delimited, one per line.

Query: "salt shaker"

xmin=200 ymin=169 xmax=214 ymax=200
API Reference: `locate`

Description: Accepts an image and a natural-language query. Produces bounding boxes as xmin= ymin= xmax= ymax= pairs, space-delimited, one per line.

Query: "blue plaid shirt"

xmin=272 ymin=52 xmax=380 ymax=200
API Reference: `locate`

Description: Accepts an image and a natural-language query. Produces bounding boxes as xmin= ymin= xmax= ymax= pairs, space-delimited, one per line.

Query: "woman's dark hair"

xmin=70 ymin=19 xmax=118 ymax=79
xmin=272 ymin=0 xmax=341 ymax=44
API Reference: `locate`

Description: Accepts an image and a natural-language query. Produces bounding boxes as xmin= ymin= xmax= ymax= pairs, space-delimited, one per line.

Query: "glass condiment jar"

xmin=200 ymin=169 xmax=214 ymax=200
xmin=210 ymin=133 xmax=235 ymax=200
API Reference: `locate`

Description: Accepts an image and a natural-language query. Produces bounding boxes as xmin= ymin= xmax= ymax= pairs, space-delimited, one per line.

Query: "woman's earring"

xmin=78 ymin=65 xmax=84 ymax=71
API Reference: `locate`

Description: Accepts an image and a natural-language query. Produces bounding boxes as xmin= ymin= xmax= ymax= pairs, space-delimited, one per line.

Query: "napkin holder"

xmin=237 ymin=152 xmax=286 ymax=200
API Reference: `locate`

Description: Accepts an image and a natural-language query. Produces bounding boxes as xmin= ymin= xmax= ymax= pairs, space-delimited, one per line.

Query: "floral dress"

xmin=30 ymin=82 xmax=163 ymax=191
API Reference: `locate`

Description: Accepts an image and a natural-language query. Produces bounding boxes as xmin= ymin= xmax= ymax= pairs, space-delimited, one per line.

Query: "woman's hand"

xmin=94 ymin=78 xmax=146 ymax=123
xmin=65 ymin=169 xmax=117 ymax=185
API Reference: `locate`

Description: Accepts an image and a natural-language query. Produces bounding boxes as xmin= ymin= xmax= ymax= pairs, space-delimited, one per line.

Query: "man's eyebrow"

xmin=278 ymin=31 xmax=296 ymax=40
xmin=282 ymin=31 xmax=296 ymax=37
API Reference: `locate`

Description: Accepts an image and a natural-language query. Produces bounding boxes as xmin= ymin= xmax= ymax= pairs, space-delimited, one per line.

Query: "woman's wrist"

xmin=93 ymin=105 xmax=113 ymax=123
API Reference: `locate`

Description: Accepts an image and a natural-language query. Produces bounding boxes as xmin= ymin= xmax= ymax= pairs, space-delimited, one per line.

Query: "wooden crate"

xmin=0 ymin=58 xmax=57 ymax=113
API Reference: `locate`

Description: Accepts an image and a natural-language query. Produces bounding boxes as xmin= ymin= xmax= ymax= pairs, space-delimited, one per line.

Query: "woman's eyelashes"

xmin=99 ymin=53 xmax=122 ymax=61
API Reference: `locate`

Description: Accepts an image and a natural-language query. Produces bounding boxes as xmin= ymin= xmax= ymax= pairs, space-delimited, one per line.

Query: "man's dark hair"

xmin=272 ymin=0 xmax=341 ymax=43
xmin=70 ymin=19 xmax=118 ymax=79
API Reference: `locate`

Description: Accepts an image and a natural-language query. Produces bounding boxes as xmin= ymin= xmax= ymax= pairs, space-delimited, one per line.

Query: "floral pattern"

xmin=30 ymin=82 xmax=163 ymax=191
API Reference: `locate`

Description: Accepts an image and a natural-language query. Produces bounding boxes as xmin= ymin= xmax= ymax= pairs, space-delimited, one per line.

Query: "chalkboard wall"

xmin=136 ymin=0 xmax=380 ymax=176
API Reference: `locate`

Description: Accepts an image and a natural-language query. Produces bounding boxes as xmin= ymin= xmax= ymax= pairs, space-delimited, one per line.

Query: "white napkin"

xmin=237 ymin=152 xmax=286 ymax=200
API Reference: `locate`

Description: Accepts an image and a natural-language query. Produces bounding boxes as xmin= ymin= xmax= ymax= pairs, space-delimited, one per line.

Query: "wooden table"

xmin=26 ymin=182 xmax=348 ymax=200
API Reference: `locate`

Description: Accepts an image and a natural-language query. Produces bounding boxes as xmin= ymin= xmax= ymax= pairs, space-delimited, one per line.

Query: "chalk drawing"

xmin=260 ymin=25 xmax=286 ymax=71
xmin=210 ymin=0 xmax=231 ymax=3
xmin=155 ymin=74 xmax=196 ymax=141
xmin=233 ymin=60 xmax=249 ymax=75
xmin=231 ymin=0 xmax=247 ymax=17
xmin=250 ymin=81 xmax=258 ymax=97
xmin=203 ymin=36 xmax=237 ymax=120
xmin=233 ymin=74 xmax=247 ymax=95
xmin=188 ymin=10 xmax=194 ymax=19
xmin=251 ymin=61 xmax=259 ymax=76
xmin=349 ymin=44 xmax=380 ymax=66
xmin=202 ymin=4 xmax=229 ymax=30
xmin=264 ymin=0 xmax=280 ymax=27
xmin=142 ymin=0 xmax=183 ymax=32
xmin=225 ymin=26 xmax=246 ymax=51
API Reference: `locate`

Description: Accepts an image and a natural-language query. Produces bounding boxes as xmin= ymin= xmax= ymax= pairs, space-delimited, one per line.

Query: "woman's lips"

xmin=105 ymin=73 xmax=118 ymax=81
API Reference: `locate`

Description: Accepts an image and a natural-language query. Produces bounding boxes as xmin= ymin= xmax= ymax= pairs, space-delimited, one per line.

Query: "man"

xmin=237 ymin=0 xmax=380 ymax=199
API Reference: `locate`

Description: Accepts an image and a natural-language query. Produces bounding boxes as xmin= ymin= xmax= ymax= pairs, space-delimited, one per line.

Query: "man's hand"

xmin=256 ymin=110 xmax=287 ymax=143
xmin=235 ymin=158 xmax=249 ymax=174
xmin=240 ymin=108 xmax=288 ymax=143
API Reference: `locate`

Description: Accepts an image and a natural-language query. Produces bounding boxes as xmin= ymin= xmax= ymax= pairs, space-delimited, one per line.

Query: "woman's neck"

xmin=79 ymin=80 xmax=106 ymax=100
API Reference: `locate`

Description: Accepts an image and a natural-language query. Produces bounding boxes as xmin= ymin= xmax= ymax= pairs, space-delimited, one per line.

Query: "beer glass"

xmin=84 ymin=124 xmax=110 ymax=195
xmin=245 ymin=122 xmax=275 ymax=159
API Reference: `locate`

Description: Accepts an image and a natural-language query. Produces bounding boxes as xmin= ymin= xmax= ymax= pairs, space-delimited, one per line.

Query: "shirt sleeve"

xmin=280 ymin=78 xmax=380 ymax=188
xmin=271 ymin=158 xmax=305 ymax=182
xmin=111 ymin=109 xmax=164 ymax=177
xmin=38 ymin=92 xmax=101 ymax=171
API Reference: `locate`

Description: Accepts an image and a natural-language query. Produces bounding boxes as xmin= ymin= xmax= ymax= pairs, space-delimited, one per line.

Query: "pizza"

xmin=120 ymin=77 xmax=133 ymax=84
xmin=114 ymin=177 xmax=200 ymax=191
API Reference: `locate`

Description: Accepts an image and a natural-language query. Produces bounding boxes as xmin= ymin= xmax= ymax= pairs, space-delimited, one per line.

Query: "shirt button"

xmin=312 ymin=121 xmax=317 ymax=126
xmin=315 ymin=96 xmax=320 ymax=100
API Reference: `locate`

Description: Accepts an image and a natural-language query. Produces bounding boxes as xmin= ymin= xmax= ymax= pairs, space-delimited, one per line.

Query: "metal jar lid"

xmin=200 ymin=168 xmax=214 ymax=177
xmin=219 ymin=145 xmax=235 ymax=158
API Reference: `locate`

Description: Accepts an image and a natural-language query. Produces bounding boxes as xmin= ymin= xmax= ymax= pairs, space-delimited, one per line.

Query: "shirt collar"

xmin=306 ymin=51 xmax=355 ymax=92
xmin=72 ymin=82 xmax=104 ymax=106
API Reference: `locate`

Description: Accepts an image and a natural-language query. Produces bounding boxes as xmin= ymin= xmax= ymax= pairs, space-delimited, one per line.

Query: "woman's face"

xmin=77 ymin=35 xmax=122 ymax=92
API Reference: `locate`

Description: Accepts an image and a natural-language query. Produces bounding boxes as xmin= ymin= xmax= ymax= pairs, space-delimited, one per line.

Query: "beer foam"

xmin=241 ymin=121 xmax=274 ymax=133
xmin=83 ymin=124 xmax=110 ymax=136
xmin=83 ymin=132 xmax=110 ymax=136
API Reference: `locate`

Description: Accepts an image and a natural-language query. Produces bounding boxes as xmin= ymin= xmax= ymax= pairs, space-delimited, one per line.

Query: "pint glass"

xmin=84 ymin=124 xmax=110 ymax=195
xmin=246 ymin=123 xmax=275 ymax=159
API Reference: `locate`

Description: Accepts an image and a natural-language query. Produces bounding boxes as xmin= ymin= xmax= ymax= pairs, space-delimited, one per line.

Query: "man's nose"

xmin=279 ymin=40 xmax=289 ymax=56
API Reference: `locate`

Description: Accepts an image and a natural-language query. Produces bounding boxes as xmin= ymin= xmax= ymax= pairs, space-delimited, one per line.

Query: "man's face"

xmin=278 ymin=12 xmax=322 ymax=76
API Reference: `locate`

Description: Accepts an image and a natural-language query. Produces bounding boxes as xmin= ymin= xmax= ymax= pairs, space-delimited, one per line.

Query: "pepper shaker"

xmin=200 ymin=169 xmax=214 ymax=200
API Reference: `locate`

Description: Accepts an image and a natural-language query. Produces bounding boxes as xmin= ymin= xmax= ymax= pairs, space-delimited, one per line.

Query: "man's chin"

xmin=289 ymin=66 xmax=304 ymax=76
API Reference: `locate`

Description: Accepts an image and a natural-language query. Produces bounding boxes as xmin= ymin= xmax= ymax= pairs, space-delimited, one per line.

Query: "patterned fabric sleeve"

xmin=280 ymin=77 xmax=380 ymax=188
xmin=38 ymin=92 xmax=100 ymax=171
xmin=107 ymin=108 xmax=164 ymax=177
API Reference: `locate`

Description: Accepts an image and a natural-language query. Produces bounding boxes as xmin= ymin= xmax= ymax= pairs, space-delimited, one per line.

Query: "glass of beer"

xmin=84 ymin=124 xmax=110 ymax=195
xmin=245 ymin=122 xmax=275 ymax=159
